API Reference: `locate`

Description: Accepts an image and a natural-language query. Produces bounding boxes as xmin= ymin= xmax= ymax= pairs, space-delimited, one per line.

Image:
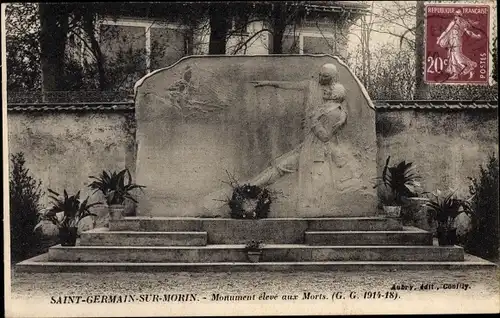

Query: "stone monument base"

xmin=16 ymin=216 xmax=496 ymax=272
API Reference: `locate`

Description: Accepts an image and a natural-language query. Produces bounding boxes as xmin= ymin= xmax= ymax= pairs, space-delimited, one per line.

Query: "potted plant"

xmin=88 ymin=169 xmax=145 ymax=220
xmin=379 ymin=191 xmax=400 ymax=218
xmin=374 ymin=156 xmax=421 ymax=218
xmin=423 ymin=189 xmax=474 ymax=246
xmin=244 ymin=240 xmax=263 ymax=263
xmin=34 ymin=189 xmax=100 ymax=246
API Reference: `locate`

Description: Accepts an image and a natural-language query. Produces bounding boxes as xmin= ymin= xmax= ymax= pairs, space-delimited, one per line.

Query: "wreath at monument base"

xmin=228 ymin=184 xmax=272 ymax=219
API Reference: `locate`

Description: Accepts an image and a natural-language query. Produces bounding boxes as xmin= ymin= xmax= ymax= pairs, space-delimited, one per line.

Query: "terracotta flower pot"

xmin=108 ymin=204 xmax=125 ymax=220
xmin=383 ymin=205 xmax=401 ymax=218
xmin=437 ymin=227 xmax=457 ymax=246
xmin=247 ymin=251 xmax=262 ymax=263
xmin=59 ymin=227 xmax=78 ymax=246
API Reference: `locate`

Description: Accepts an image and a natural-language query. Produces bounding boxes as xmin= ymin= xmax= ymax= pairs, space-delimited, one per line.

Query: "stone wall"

xmin=376 ymin=105 xmax=498 ymax=231
xmin=7 ymin=102 xmax=498 ymax=218
xmin=376 ymin=107 xmax=498 ymax=197
xmin=7 ymin=110 xmax=136 ymax=208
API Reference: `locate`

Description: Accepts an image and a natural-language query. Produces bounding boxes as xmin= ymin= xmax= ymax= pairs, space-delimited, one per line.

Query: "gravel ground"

xmin=7 ymin=268 xmax=500 ymax=317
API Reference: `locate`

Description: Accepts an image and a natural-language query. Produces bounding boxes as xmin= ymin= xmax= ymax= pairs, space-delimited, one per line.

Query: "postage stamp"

xmin=425 ymin=4 xmax=491 ymax=85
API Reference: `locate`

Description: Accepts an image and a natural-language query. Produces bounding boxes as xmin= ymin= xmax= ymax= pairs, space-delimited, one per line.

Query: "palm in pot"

xmin=88 ymin=169 xmax=145 ymax=220
xmin=423 ymin=189 xmax=474 ymax=246
xmin=34 ymin=189 xmax=100 ymax=246
xmin=374 ymin=156 xmax=421 ymax=217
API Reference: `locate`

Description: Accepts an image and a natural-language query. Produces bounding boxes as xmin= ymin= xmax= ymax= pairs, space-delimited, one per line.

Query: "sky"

xmin=347 ymin=0 xmax=497 ymax=51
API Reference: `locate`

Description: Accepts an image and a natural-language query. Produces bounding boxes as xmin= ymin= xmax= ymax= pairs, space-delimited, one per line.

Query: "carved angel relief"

xmin=144 ymin=66 xmax=234 ymax=119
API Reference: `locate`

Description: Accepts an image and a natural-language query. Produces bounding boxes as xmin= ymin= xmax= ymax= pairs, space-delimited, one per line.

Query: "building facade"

xmin=69 ymin=2 xmax=367 ymax=78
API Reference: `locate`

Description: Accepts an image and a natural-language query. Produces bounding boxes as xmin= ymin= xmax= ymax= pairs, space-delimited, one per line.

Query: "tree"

xmin=9 ymin=153 xmax=43 ymax=262
xmin=208 ymin=3 xmax=232 ymax=54
xmin=266 ymin=2 xmax=304 ymax=54
xmin=345 ymin=2 xmax=375 ymax=90
xmin=183 ymin=1 xmax=306 ymax=55
xmin=466 ymin=155 xmax=499 ymax=261
xmin=6 ymin=3 xmax=152 ymax=94
xmin=492 ymin=35 xmax=498 ymax=83
xmin=6 ymin=3 xmax=41 ymax=91
xmin=346 ymin=1 xmax=498 ymax=100
xmin=348 ymin=42 xmax=416 ymax=100
xmin=69 ymin=3 xmax=109 ymax=90
xmin=414 ymin=0 xmax=430 ymax=99
xmin=38 ymin=3 xmax=71 ymax=93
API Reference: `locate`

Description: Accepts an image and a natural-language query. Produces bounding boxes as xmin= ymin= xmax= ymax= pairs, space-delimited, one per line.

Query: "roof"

xmin=7 ymin=102 xmax=135 ymax=113
xmin=375 ymin=100 xmax=498 ymax=110
xmin=305 ymin=1 xmax=369 ymax=12
xmin=108 ymin=1 xmax=369 ymax=21
xmin=7 ymin=100 xmax=498 ymax=113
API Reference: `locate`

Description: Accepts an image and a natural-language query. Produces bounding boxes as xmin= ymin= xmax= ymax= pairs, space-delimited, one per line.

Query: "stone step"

xmin=307 ymin=217 xmax=402 ymax=231
xmin=109 ymin=217 xmax=403 ymax=243
xmin=80 ymin=228 xmax=207 ymax=246
xmin=16 ymin=253 xmax=496 ymax=273
xmin=110 ymin=217 xmax=204 ymax=232
xmin=305 ymin=227 xmax=433 ymax=246
xmin=47 ymin=244 xmax=463 ymax=263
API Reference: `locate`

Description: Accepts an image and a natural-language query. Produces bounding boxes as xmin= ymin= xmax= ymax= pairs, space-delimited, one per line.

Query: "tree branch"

xmin=231 ymin=28 xmax=272 ymax=55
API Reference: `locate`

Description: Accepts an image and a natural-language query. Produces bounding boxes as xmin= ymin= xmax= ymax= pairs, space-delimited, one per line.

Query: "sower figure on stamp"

xmin=202 ymin=63 xmax=364 ymax=216
xmin=437 ymin=9 xmax=482 ymax=80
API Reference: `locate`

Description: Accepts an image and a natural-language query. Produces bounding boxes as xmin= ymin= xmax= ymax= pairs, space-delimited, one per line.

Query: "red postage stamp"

xmin=425 ymin=4 xmax=491 ymax=85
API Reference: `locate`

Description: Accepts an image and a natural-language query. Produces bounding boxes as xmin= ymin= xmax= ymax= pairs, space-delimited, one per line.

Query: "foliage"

xmin=5 ymin=3 xmax=154 ymax=92
xmin=347 ymin=0 xmax=498 ymax=100
xmin=492 ymin=37 xmax=498 ymax=83
xmin=103 ymin=47 xmax=149 ymax=91
xmin=374 ymin=156 xmax=421 ymax=206
xmin=34 ymin=189 xmax=100 ymax=230
xmin=223 ymin=171 xmax=278 ymax=219
xmin=9 ymin=152 xmax=43 ymax=260
xmin=428 ymin=83 xmax=499 ymax=100
xmin=349 ymin=41 xmax=499 ymax=100
xmin=378 ymin=190 xmax=397 ymax=206
xmin=424 ymin=189 xmax=474 ymax=231
xmin=6 ymin=2 xmax=498 ymax=98
xmin=244 ymin=240 xmax=263 ymax=252
xmin=88 ymin=169 xmax=145 ymax=206
xmin=229 ymin=184 xmax=274 ymax=219
xmin=350 ymin=43 xmax=416 ymax=100
xmin=465 ymin=155 xmax=499 ymax=260
xmin=6 ymin=3 xmax=41 ymax=91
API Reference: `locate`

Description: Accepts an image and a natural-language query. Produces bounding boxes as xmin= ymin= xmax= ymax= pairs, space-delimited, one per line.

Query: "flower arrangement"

xmin=244 ymin=240 xmax=263 ymax=262
xmin=229 ymin=184 xmax=273 ymax=219
xmin=244 ymin=240 xmax=263 ymax=252
xmin=223 ymin=171 xmax=279 ymax=219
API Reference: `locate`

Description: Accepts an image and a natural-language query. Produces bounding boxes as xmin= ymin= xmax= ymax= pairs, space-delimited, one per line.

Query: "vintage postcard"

xmin=3 ymin=1 xmax=499 ymax=317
